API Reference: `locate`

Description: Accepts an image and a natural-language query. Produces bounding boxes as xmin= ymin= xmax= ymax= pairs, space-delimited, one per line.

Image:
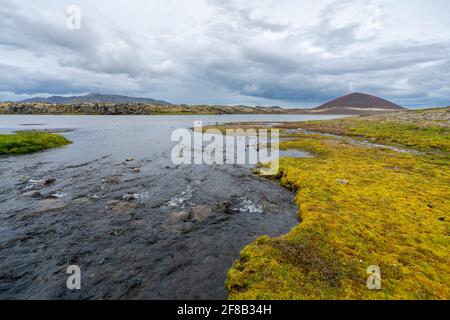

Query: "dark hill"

xmin=20 ymin=93 xmax=172 ymax=105
xmin=315 ymin=93 xmax=403 ymax=111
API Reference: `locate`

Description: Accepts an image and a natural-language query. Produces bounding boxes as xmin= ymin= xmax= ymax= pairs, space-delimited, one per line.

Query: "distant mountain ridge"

xmin=4 ymin=92 xmax=408 ymax=115
xmin=19 ymin=93 xmax=172 ymax=105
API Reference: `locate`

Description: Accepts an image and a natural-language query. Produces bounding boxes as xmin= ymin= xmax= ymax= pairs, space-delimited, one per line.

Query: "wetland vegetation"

xmin=225 ymin=107 xmax=450 ymax=299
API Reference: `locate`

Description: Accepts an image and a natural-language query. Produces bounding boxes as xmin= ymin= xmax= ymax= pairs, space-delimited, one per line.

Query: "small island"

xmin=0 ymin=131 xmax=72 ymax=155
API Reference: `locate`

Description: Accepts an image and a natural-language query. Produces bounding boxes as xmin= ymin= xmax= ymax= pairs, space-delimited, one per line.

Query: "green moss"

xmin=295 ymin=118 xmax=450 ymax=152
xmin=226 ymin=126 xmax=450 ymax=300
xmin=0 ymin=131 xmax=72 ymax=155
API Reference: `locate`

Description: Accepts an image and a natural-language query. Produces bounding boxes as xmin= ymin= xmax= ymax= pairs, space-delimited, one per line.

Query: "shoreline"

xmin=219 ymin=108 xmax=449 ymax=299
xmin=2 ymin=102 xmax=445 ymax=117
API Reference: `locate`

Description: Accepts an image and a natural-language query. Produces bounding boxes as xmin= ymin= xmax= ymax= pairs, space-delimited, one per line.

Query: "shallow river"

xmin=0 ymin=114 xmax=341 ymax=299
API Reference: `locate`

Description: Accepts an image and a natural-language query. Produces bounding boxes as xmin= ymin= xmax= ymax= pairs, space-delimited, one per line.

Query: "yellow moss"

xmin=294 ymin=118 xmax=450 ymax=152
xmin=226 ymin=131 xmax=450 ymax=300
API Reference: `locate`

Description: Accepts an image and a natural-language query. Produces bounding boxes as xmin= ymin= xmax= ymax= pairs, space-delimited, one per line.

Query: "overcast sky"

xmin=1 ymin=0 xmax=449 ymax=107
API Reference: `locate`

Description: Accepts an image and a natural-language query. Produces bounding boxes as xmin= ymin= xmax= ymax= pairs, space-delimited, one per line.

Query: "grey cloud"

xmin=0 ymin=1 xmax=172 ymax=78
xmin=207 ymin=0 xmax=290 ymax=32
xmin=0 ymin=0 xmax=449 ymax=107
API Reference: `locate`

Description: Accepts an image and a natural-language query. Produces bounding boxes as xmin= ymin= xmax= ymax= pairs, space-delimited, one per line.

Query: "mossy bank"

xmin=225 ymin=108 xmax=450 ymax=299
xmin=0 ymin=131 xmax=72 ymax=155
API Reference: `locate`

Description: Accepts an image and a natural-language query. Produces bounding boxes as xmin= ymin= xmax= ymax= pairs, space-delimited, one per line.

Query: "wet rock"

xmin=33 ymin=199 xmax=66 ymax=213
xmin=72 ymin=197 xmax=94 ymax=206
xmin=21 ymin=175 xmax=32 ymax=183
xmin=216 ymin=201 xmax=233 ymax=214
xmin=43 ymin=178 xmax=56 ymax=186
xmin=192 ymin=205 xmax=213 ymax=222
xmin=261 ymin=200 xmax=277 ymax=213
xmin=170 ymin=211 xmax=190 ymax=222
xmin=131 ymin=168 xmax=140 ymax=173
xmin=108 ymin=201 xmax=139 ymax=214
xmin=104 ymin=175 xmax=121 ymax=184
xmin=22 ymin=177 xmax=56 ymax=191
xmin=336 ymin=179 xmax=349 ymax=185
xmin=191 ymin=180 xmax=202 ymax=187
xmin=21 ymin=190 xmax=42 ymax=198
xmin=125 ymin=157 xmax=134 ymax=162
xmin=105 ymin=200 xmax=120 ymax=210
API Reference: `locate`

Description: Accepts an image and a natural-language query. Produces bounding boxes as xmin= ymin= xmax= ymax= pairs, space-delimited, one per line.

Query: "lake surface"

xmin=0 ymin=114 xmax=343 ymax=299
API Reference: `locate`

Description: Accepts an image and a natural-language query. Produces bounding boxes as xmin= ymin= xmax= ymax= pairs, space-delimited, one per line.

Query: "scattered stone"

xmin=170 ymin=211 xmax=190 ymax=222
xmin=336 ymin=179 xmax=349 ymax=185
xmin=108 ymin=201 xmax=139 ymax=214
xmin=261 ymin=200 xmax=277 ymax=213
xmin=192 ymin=205 xmax=213 ymax=222
xmin=43 ymin=178 xmax=56 ymax=185
xmin=191 ymin=180 xmax=202 ymax=187
xmin=21 ymin=190 xmax=42 ymax=198
xmin=72 ymin=197 xmax=94 ymax=206
xmin=22 ymin=177 xmax=56 ymax=191
xmin=104 ymin=175 xmax=121 ymax=184
xmin=131 ymin=167 xmax=140 ymax=173
xmin=33 ymin=198 xmax=66 ymax=213
xmin=125 ymin=157 xmax=134 ymax=162
xmin=88 ymin=193 xmax=99 ymax=199
xmin=105 ymin=200 xmax=120 ymax=210
xmin=216 ymin=201 xmax=233 ymax=214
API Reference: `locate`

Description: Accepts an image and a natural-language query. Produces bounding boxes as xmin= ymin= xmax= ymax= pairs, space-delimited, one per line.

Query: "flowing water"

xmin=0 ymin=114 xmax=342 ymax=299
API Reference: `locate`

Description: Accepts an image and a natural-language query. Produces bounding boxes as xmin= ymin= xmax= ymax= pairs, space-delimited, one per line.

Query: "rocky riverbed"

xmin=0 ymin=114 xmax=332 ymax=299
xmin=0 ymin=157 xmax=299 ymax=299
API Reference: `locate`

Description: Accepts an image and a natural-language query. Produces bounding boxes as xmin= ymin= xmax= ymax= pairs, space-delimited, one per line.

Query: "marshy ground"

xmin=224 ymin=107 xmax=450 ymax=299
